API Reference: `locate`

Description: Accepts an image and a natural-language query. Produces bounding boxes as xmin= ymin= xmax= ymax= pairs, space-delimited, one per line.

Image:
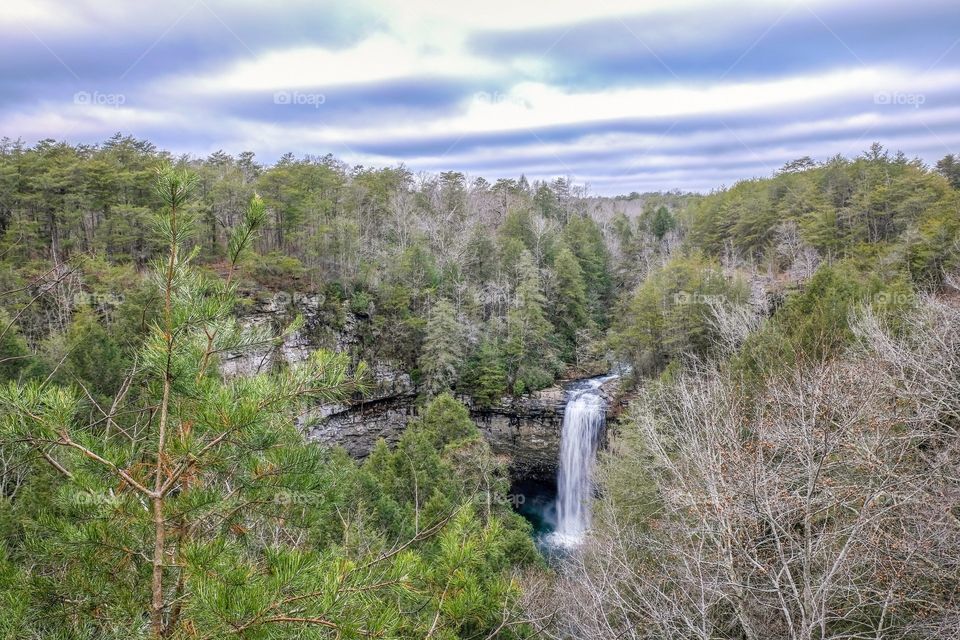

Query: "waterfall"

xmin=548 ymin=375 xmax=613 ymax=547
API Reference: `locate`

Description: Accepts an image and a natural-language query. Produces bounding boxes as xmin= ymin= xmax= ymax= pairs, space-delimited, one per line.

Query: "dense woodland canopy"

xmin=0 ymin=134 xmax=643 ymax=400
xmin=0 ymin=135 xmax=959 ymax=638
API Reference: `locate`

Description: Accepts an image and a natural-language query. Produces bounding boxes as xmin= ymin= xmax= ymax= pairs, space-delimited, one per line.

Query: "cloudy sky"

xmin=2 ymin=0 xmax=959 ymax=194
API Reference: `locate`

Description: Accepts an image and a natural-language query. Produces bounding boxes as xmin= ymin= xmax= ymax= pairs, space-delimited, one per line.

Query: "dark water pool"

xmin=510 ymin=478 xmax=560 ymax=552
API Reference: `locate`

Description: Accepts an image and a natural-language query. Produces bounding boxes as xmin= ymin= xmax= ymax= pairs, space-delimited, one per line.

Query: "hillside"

xmin=0 ymin=138 xmax=959 ymax=638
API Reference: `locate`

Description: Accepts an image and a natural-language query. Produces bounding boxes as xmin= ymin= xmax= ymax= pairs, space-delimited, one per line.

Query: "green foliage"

xmin=0 ymin=137 xmax=633 ymax=396
xmin=732 ymin=262 xmax=915 ymax=381
xmin=648 ymin=205 xmax=675 ymax=240
xmin=2 ymin=135 xmax=958 ymax=640
xmin=415 ymin=392 xmax=478 ymax=448
xmin=611 ymin=254 xmax=747 ymax=375
xmin=936 ymin=153 xmax=960 ymax=189
xmin=563 ymin=215 xmax=612 ymax=327
xmin=349 ymin=288 xmax=373 ymax=316
xmin=505 ymin=252 xmax=559 ymax=394
xmin=464 ymin=227 xmax=498 ymax=284
xmin=60 ymin=307 xmax=126 ymax=400
xmin=364 ymin=283 xmax=425 ymax=370
xmin=684 ymin=147 xmax=960 ymax=281
xmin=418 ymin=299 xmax=464 ymax=397
xmin=550 ymin=242 xmax=591 ymax=359
xmin=0 ymin=168 xmax=540 ymax=639
xmin=461 ymin=339 xmax=508 ymax=408
xmin=0 ymin=312 xmax=39 ymax=382
xmin=248 ymin=251 xmax=307 ymax=290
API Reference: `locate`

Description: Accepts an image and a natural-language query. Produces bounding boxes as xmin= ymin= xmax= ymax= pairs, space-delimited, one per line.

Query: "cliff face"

xmin=225 ymin=296 xmax=623 ymax=482
xmin=312 ymin=379 xmax=624 ymax=482
xmin=305 ymin=389 xmax=417 ymax=457
xmin=469 ymin=389 xmax=566 ymax=481
xmin=310 ymin=388 xmax=566 ymax=481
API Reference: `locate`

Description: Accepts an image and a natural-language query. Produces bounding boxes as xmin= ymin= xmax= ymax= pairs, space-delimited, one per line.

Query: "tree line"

xmin=0 ymin=134 xmax=685 ymax=404
xmin=534 ymin=145 xmax=960 ymax=639
xmin=0 ymin=167 xmax=541 ymax=638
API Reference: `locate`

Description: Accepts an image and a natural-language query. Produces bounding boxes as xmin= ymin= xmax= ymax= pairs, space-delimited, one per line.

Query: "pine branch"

xmin=55 ymin=431 xmax=153 ymax=496
xmin=40 ymin=449 xmax=73 ymax=479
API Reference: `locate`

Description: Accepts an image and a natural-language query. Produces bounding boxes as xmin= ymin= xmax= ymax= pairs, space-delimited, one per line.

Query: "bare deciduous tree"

xmin=531 ymin=295 xmax=960 ymax=639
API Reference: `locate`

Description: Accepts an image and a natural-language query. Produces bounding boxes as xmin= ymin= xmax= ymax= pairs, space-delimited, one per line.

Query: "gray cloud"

xmin=1 ymin=0 xmax=958 ymax=194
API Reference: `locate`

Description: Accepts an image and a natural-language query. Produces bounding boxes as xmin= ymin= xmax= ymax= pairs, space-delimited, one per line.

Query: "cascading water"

xmin=547 ymin=375 xmax=615 ymax=548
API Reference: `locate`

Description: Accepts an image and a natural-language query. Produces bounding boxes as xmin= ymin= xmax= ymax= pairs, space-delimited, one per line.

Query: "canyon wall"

xmin=225 ymin=296 xmax=625 ymax=481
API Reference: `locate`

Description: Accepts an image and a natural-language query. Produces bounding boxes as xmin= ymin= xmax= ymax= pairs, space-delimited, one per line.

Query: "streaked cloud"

xmin=1 ymin=0 xmax=958 ymax=193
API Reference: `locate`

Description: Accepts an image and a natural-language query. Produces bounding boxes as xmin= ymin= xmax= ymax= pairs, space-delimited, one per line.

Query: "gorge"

xmin=223 ymin=295 xmax=626 ymax=486
xmin=5 ymin=135 xmax=958 ymax=638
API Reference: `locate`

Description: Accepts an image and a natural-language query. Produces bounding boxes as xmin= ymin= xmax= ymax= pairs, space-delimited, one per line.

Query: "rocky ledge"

xmin=222 ymin=296 xmax=626 ymax=482
xmin=309 ymin=376 xmax=624 ymax=482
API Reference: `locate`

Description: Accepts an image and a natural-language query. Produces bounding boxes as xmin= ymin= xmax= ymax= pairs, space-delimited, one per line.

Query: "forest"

xmin=1 ymin=135 xmax=959 ymax=639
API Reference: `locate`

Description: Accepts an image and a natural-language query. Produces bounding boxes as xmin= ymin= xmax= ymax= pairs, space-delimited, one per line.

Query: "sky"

xmin=2 ymin=0 xmax=959 ymax=194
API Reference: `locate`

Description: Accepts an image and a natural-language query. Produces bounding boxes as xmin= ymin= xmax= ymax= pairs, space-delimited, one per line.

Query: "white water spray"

xmin=548 ymin=375 xmax=614 ymax=548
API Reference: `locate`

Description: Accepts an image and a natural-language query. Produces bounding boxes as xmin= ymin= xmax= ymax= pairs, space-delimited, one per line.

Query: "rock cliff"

xmin=225 ymin=296 xmax=624 ymax=482
xmin=311 ymin=377 xmax=624 ymax=482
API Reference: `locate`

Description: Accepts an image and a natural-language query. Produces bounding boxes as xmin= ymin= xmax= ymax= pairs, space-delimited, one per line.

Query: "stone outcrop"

xmin=224 ymin=295 xmax=626 ymax=482
xmin=303 ymin=361 xmax=416 ymax=456
xmin=307 ymin=392 xmax=418 ymax=456
xmin=220 ymin=293 xmax=321 ymax=377
xmin=311 ymin=377 xmax=625 ymax=482
xmin=470 ymin=388 xmax=566 ymax=481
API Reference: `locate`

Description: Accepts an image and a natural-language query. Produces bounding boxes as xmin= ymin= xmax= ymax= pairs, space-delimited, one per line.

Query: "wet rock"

xmin=470 ymin=387 xmax=566 ymax=481
xmin=309 ymin=381 xmax=622 ymax=483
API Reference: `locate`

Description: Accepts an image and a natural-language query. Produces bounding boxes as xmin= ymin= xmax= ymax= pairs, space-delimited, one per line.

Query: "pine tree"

xmin=60 ymin=307 xmax=126 ymax=402
xmin=551 ymin=242 xmax=590 ymax=359
xmin=563 ymin=215 xmax=612 ymax=327
xmin=650 ymin=205 xmax=676 ymax=240
xmin=936 ymin=154 xmax=960 ymax=189
xmin=463 ymin=339 xmax=507 ymax=408
xmin=418 ymin=298 xmax=463 ymax=396
xmin=0 ymin=168 xmax=369 ymax=638
xmin=505 ymin=251 xmax=556 ymax=394
xmin=0 ymin=311 xmax=38 ymax=382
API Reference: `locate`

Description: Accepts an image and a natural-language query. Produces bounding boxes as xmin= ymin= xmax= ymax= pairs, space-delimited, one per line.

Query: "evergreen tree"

xmin=0 ymin=168 xmax=370 ymax=637
xmin=612 ymin=254 xmax=746 ymax=376
xmin=418 ymin=298 xmax=463 ymax=396
xmin=462 ymin=338 xmax=507 ymax=407
xmin=650 ymin=205 xmax=676 ymax=240
xmin=60 ymin=306 xmax=126 ymax=402
xmin=611 ymin=211 xmax=635 ymax=253
xmin=551 ymin=242 xmax=590 ymax=359
xmin=505 ymin=252 xmax=557 ymax=394
xmin=0 ymin=311 xmax=38 ymax=382
xmin=936 ymin=154 xmax=960 ymax=189
xmin=563 ymin=215 xmax=612 ymax=327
